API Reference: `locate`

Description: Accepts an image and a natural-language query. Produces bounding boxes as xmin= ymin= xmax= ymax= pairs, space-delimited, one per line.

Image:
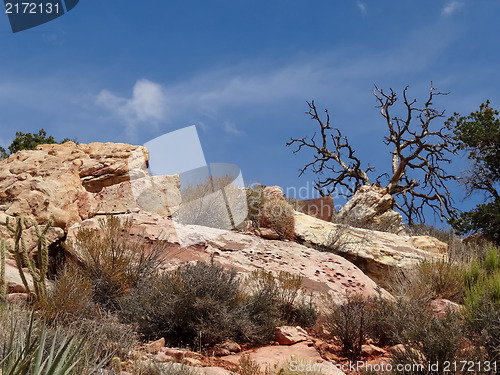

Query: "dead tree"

xmin=287 ymin=84 xmax=458 ymax=224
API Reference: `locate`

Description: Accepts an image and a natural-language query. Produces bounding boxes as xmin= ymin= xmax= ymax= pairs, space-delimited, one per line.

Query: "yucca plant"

xmin=0 ymin=312 xmax=102 ymax=375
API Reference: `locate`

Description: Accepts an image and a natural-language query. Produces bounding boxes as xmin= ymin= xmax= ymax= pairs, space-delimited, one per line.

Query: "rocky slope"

xmin=0 ymin=141 xmax=453 ymax=374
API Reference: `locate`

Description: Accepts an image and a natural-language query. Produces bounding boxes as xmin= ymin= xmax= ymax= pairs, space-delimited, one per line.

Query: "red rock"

xmin=361 ymin=344 xmax=387 ymax=357
xmin=300 ymin=196 xmax=335 ymax=222
xmin=6 ymin=292 xmax=29 ymax=304
xmin=145 ymin=337 xmax=165 ymax=354
xmin=427 ymin=298 xmax=463 ymax=318
xmin=259 ymin=228 xmax=279 ymax=240
xmin=275 ymin=326 xmax=308 ymax=345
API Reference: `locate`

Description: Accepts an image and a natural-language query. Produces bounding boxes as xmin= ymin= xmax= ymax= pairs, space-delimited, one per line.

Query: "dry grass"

xmin=258 ymin=198 xmax=295 ymax=241
xmin=64 ymin=214 xmax=167 ymax=310
xmin=388 ymin=260 xmax=465 ymax=303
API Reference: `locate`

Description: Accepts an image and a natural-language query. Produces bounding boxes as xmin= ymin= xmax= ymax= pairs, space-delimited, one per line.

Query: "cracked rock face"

xmin=294 ymin=212 xmax=448 ymax=287
xmin=336 ymin=185 xmax=404 ymax=234
xmin=67 ymin=210 xmax=391 ymax=305
xmin=0 ymin=142 xmax=180 ymax=256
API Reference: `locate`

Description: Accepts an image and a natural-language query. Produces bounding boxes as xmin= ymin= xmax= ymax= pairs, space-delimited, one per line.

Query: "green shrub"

xmin=65 ymin=215 xmax=166 ymax=309
xmin=464 ymin=293 xmax=500 ymax=365
xmin=462 ymin=250 xmax=500 ymax=364
xmin=121 ymin=259 xmax=248 ymax=346
xmin=258 ymin=198 xmax=295 ymax=241
xmin=121 ymin=262 xmax=318 ymax=347
xmin=485 ymin=246 xmax=500 ymax=274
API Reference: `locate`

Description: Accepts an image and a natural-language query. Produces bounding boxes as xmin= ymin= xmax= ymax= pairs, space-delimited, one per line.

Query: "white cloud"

xmin=96 ymin=79 xmax=167 ymax=135
xmin=442 ymin=1 xmax=463 ymax=16
xmin=356 ymin=1 xmax=367 ymax=15
xmin=91 ymin=20 xmax=456 ymax=139
xmin=223 ymin=121 xmax=244 ymax=135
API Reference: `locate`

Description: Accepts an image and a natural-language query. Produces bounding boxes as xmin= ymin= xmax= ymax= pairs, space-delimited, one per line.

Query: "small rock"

xmin=275 ymin=326 xmax=308 ymax=345
xmin=219 ymin=339 xmax=241 ymax=353
xmin=6 ymin=293 xmax=29 ymax=304
xmin=259 ymin=228 xmax=280 ymax=240
xmin=182 ymin=358 xmax=202 ymax=366
xmin=154 ymin=352 xmax=176 ymax=363
xmin=212 ymin=347 xmax=231 ymax=356
xmin=361 ymin=344 xmax=387 ymax=357
xmin=160 ymin=347 xmax=198 ymax=360
xmin=427 ymin=298 xmax=463 ymax=318
xmin=145 ymin=337 xmax=165 ymax=354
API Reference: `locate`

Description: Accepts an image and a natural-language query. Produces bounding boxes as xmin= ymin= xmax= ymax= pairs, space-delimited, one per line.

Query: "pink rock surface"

xmin=275 ymin=326 xmax=308 ymax=345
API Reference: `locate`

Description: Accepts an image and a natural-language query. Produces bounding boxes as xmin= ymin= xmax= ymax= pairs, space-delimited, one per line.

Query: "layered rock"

xmin=294 ymin=212 xmax=447 ymax=287
xmin=336 ymin=185 xmax=404 ymax=234
xmin=0 ymin=142 xmax=183 ymax=228
xmin=0 ymin=142 xmax=181 ymax=255
xmin=67 ymin=210 xmax=391 ymax=304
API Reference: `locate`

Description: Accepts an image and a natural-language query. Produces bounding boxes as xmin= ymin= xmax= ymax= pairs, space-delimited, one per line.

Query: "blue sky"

xmin=1 ymin=0 xmax=500 ymax=224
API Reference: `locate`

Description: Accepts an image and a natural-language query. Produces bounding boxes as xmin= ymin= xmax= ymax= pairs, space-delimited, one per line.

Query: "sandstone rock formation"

xmin=336 ymin=185 xmax=404 ymax=234
xmin=67 ymin=210 xmax=391 ymax=304
xmin=222 ymin=341 xmax=345 ymax=375
xmin=275 ymin=326 xmax=308 ymax=345
xmin=0 ymin=142 xmax=181 ymax=230
xmin=299 ymin=196 xmax=335 ymax=222
xmin=294 ymin=212 xmax=447 ymax=287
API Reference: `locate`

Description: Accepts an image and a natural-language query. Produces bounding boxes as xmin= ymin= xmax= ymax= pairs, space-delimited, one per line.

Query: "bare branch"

xmin=289 ymin=84 xmax=459 ymax=225
xmin=287 ymin=101 xmax=372 ymax=197
xmin=373 ymin=83 xmax=457 ymax=223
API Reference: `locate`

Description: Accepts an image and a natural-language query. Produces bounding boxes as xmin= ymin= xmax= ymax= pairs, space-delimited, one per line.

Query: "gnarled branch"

xmin=286 ymin=101 xmax=373 ymax=197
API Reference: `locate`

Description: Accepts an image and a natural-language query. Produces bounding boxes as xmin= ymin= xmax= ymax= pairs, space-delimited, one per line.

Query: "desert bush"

xmin=258 ymin=198 xmax=295 ymax=240
xmin=121 ymin=259 xmax=249 ymax=346
xmin=37 ymin=264 xmax=95 ymax=322
xmin=323 ymin=292 xmax=367 ymax=361
xmin=121 ymin=262 xmax=318 ymax=347
xmin=364 ymin=293 xmax=466 ymax=374
xmin=364 ymin=294 xmax=419 ymax=347
xmin=389 ymin=310 xmax=466 ymax=375
xmin=388 ymin=260 xmax=464 ymax=303
xmin=243 ymin=270 xmax=318 ymax=328
xmin=65 ymin=215 xmax=166 ymax=309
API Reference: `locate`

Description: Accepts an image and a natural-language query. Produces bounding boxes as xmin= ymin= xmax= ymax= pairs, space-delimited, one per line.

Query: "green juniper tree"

xmin=446 ymin=101 xmax=500 ymax=243
xmin=0 ymin=128 xmax=72 ymax=160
